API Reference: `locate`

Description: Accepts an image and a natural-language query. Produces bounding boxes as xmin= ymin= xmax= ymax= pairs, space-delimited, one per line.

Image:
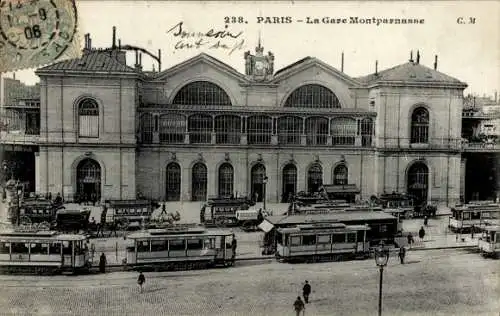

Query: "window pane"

xmin=215 ymin=115 xmax=241 ymax=144
xmin=160 ymin=114 xmax=186 ymax=144
xmin=248 ymin=116 xmax=272 ymax=144
xmin=306 ymin=117 xmax=328 ymax=145
xmin=284 ymin=84 xmax=341 ymax=108
xmin=172 ymin=81 xmax=232 ymax=106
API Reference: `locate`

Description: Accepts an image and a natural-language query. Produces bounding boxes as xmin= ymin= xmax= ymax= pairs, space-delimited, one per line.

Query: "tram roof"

xmin=264 ymin=211 xmax=397 ymax=226
xmin=278 ymin=224 xmax=370 ymax=234
xmin=0 ymin=230 xmax=87 ymax=241
xmin=126 ymin=228 xmax=233 ymax=239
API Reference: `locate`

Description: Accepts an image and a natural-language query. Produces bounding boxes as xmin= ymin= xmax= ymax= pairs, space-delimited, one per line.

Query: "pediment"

xmin=152 ymin=53 xmax=248 ymax=83
xmin=272 ymin=57 xmax=361 ymax=87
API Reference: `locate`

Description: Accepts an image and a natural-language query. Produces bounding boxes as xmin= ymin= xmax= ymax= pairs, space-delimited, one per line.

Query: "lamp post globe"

xmin=374 ymin=243 xmax=389 ymax=316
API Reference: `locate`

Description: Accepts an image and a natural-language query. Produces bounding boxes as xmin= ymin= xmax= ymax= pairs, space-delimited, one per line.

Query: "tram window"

xmin=187 ymin=239 xmax=203 ymax=250
xmin=317 ymin=235 xmax=331 ymax=244
xmin=0 ymin=242 xmax=10 ymax=254
xmin=30 ymin=243 xmax=48 ymax=254
xmin=11 ymin=243 xmax=29 ymax=253
xmin=290 ymin=236 xmax=301 ymax=246
xmin=49 ymin=242 xmax=61 ymax=254
xmin=276 ymin=233 xmax=283 ymax=245
xmin=203 ymin=239 xmax=213 ymax=249
xmin=62 ymin=241 xmax=72 ymax=255
xmin=169 ymin=240 xmax=185 ymax=251
xmin=333 ymin=234 xmax=345 ymax=243
xmin=347 ymin=233 xmax=356 ymax=243
xmin=482 ymin=212 xmax=490 ymax=219
xmin=151 ymin=240 xmax=167 ymax=252
xmin=302 ymin=235 xmax=316 ymax=246
xmin=463 ymin=212 xmax=470 ymax=220
xmin=137 ymin=241 xmax=150 ymax=252
xmin=471 ymin=212 xmax=480 ymax=220
xmin=380 ymin=225 xmax=387 ymax=233
xmin=491 ymin=212 xmax=499 ymax=219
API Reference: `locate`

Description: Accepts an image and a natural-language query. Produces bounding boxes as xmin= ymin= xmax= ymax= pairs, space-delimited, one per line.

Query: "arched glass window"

xmin=359 ymin=118 xmax=373 ymax=147
xmin=192 ymin=163 xmax=207 ymax=201
xmin=411 ymin=107 xmax=429 ymax=144
xmin=284 ymin=84 xmax=341 ymax=108
xmin=407 ymin=162 xmax=429 ymax=204
xmin=76 ymin=158 xmax=101 ymax=202
xmin=159 ymin=114 xmax=186 ymax=144
xmin=247 ymin=116 xmax=272 ymax=145
xmin=215 ymin=115 xmax=241 ymax=144
xmin=172 ymin=81 xmax=232 ymax=106
xmin=331 ymin=117 xmax=357 ymax=146
xmin=188 ymin=114 xmax=213 ymax=144
xmin=307 ymin=164 xmax=323 ymax=193
xmin=78 ymin=98 xmax=99 ymax=137
xmin=305 ymin=117 xmax=329 ymax=146
xmin=282 ymin=164 xmax=297 ymax=202
xmin=140 ymin=113 xmax=154 ymax=144
xmin=333 ymin=164 xmax=348 ymax=185
xmin=277 ymin=116 xmax=302 ymax=145
xmin=166 ymin=162 xmax=181 ymax=201
xmin=218 ymin=163 xmax=234 ymax=197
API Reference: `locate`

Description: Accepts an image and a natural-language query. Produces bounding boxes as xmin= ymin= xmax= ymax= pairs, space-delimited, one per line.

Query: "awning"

xmin=323 ymin=184 xmax=360 ymax=194
xmin=258 ymin=220 xmax=274 ymax=233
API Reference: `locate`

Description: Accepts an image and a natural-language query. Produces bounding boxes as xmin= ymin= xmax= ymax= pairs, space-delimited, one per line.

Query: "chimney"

xmin=416 ymin=50 xmax=420 ymax=64
xmin=341 ymin=52 xmax=344 ymax=72
xmin=84 ymin=34 xmax=89 ymax=50
xmin=375 ymin=60 xmax=378 ymax=75
xmin=13 ymin=73 xmax=16 ymax=80
xmin=135 ymin=50 xmax=138 ymax=66
xmin=118 ymin=39 xmax=121 ymax=49
xmin=158 ymin=49 xmax=162 ymax=71
xmin=434 ymin=55 xmax=438 ymax=70
xmin=495 ymin=91 xmax=498 ymax=103
xmin=112 ymin=26 xmax=116 ymax=49
xmin=139 ymin=53 xmax=142 ymax=66
xmin=88 ymin=35 xmax=92 ymax=50
xmin=409 ymin=50 xmax=414 ymax=63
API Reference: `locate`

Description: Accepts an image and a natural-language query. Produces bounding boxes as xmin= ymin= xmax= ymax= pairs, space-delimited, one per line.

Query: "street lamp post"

xmin=263 ymin=176 xmax=268 ymax=210
xmin=374 ymin=243 xmax=390 ymax=316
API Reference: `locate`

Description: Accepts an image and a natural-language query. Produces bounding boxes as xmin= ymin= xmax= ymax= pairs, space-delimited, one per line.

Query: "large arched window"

xmin=407 ymin=161 xmax=429 ymax=204
xmin=284 ymin=84 xmax=341 ymax=108
xmin=166 ymin=162 xmax=181 ymax=201
xmin=251 ymin=164 xmax=266 ymax=202
xmin=247 ymin=115 xmax=272 ymax=145
xmin=277 ymin=116 xmax=302 ymax=145
xmin=188 ymin=114 xmax=213 ymax=144
xmin=172 ymin=81 xmax=232 ymax=106
xmin=218 ymin=163 xmax=234 ymax=197
xmin=333 ymin=164 xmax=348 ymax=185
xmin=192 ymin=163 xmax=207 ymax=201
xmin=140 ymin=113 xmax=154 ymax=144
xmin=331 ymin=117 xmax=357 ymax=145
xmin=306 ymin=117 xmax=329 ymax=146
xmin=359 ymin=118 xmax=373 ymax=147
xmin=215 ymin=115 xmax=241 ymax=144
xmin=410 ymin=107 xmax=429 ymax=144
xmin=307 ymin=163 xmax=323 ymax=193
xmin=159 ymin=114 xmax=186 ymax=144
xmin=78 ymin=98 xmax=99 ymax=137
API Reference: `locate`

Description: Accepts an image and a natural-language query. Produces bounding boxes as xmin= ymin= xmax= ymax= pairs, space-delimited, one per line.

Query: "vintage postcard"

xmin=0 ymin=1 xmax=498 ymax=316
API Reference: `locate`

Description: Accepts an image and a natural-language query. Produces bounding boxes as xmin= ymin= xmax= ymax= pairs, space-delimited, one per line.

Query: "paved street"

xmin=0 ymin=248 xmax=497 ymax=316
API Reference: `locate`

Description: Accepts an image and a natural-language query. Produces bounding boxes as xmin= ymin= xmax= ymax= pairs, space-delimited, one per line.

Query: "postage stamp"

xmin=0 ymin=0 xmax=80 ymax=72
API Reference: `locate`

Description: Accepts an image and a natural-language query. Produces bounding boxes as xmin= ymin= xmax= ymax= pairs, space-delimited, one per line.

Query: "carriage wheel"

xmin=38 ymin=221 xmax=50 ymax=230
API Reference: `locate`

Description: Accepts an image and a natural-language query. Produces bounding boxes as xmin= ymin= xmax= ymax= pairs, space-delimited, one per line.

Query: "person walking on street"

xmin=398 ymin=246 xmax=406 ymax=264
xmin=137 ymin=271 xmax=146 ymax=293
xmin=293 ymin=296 xmax=305 ymax=316
xmin=99 ymin=253 xmax=107 ymax=273
xmin=407 ymin=233 xmax=414 ymax=248
xmin=231 ymin=234 xmax=237 ymax=262
xmin=418 ymin=226 xmax=426 ymax=240
xmin=303 ymin=280 xmax=311 ymax=304
xmin=471 ymin=225 xmax=475 ymax=239
xmin=424 ymin=216 xmax=428 ymax=226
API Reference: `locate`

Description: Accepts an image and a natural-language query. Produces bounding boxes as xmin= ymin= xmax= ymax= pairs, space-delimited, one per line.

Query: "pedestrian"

xmin=407 ymin=233 xmax=414 ymax=247
xmin=231 ymin=234 xmax=237 ymax=262
xmin=424 ymin=216 xmax=428 ymax=226
xmin=418 ymin=226 xmax=426 ymax=240
xmin=99 ymin=252 xmax=107 ymax=273
xmin=398 ymin=246 xmax=406 ymax=264
xmin=471 ymin=225 xmax=475 ymax=239
xmin=293 ymin=296 xmax=305 ymax=316
xmin=54 ymin=192 xmax=63 ymax=206
xmin=257 ymin=208 xmax=264 ymax=224
xmin=137 ymin=271 xmax=146 ymax=293
xmin=302 ymin=280 xmax=311 ymax=304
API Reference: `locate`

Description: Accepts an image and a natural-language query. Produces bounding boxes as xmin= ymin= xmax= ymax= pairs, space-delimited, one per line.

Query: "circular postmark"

xmin=0 ymin=0 xmax=78 ymax=71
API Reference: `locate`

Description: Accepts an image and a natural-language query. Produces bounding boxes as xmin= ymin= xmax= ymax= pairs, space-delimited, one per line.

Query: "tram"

xmin=478 ymin=226 xmax=500 ymax=259
xmin=124 ymin=226 xmax=235 ymax=270
xmin=200 ymin=197 xmax=254 ymax=227
xmin=0 ymin=228 xmax=91 ymax=274
xmin=449 ymin=203 xmax=500 ymax=233
xmin=103 ymin=200 xmax=153 ymax=230
xmin=275 ymin=223 xmax=371 ymax=263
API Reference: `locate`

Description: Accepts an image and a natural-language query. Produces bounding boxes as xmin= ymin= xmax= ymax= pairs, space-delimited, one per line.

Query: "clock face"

xmin=255 ymin=60 xmax=265 ymax=70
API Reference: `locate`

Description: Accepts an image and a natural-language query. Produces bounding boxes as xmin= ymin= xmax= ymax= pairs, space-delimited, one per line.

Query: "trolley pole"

xmin=263 ymin=176 xmax=268 ymax=210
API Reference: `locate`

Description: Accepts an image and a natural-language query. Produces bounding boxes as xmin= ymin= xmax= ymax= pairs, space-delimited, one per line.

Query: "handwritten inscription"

xmin=166 ymin=22 xmax=245 ymax=55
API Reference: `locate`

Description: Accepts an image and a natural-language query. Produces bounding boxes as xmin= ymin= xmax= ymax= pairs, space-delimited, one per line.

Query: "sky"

xmin=3 ymin=0 xmax=500 ymax=97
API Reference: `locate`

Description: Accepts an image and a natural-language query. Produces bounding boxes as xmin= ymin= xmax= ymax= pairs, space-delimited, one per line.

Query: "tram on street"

xmin=124 ymin=226 xmax=236 ymax=270
xmin=259 ymin=211 xmax=399 ymax=255
xmin=478 ymin=226 xmax=500 ymax=259
xmin=103 ymin=200 xmax=153 ymax=230
xmin=275 ymin=222 xmax=371 ymax=263
xmin=18 ymin=199 xmax=65 ymax=226
xmin=449 ymin=203 xmax=500 ymax=233
xmin=0 ymin=228 xmax=91 ymax=274
xmin=200 ymin=197 xmax=254 ymax=227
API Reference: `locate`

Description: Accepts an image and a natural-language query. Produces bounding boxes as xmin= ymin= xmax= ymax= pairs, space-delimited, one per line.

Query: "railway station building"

xmin=3 ymin=30 xmax=490 ymax=206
